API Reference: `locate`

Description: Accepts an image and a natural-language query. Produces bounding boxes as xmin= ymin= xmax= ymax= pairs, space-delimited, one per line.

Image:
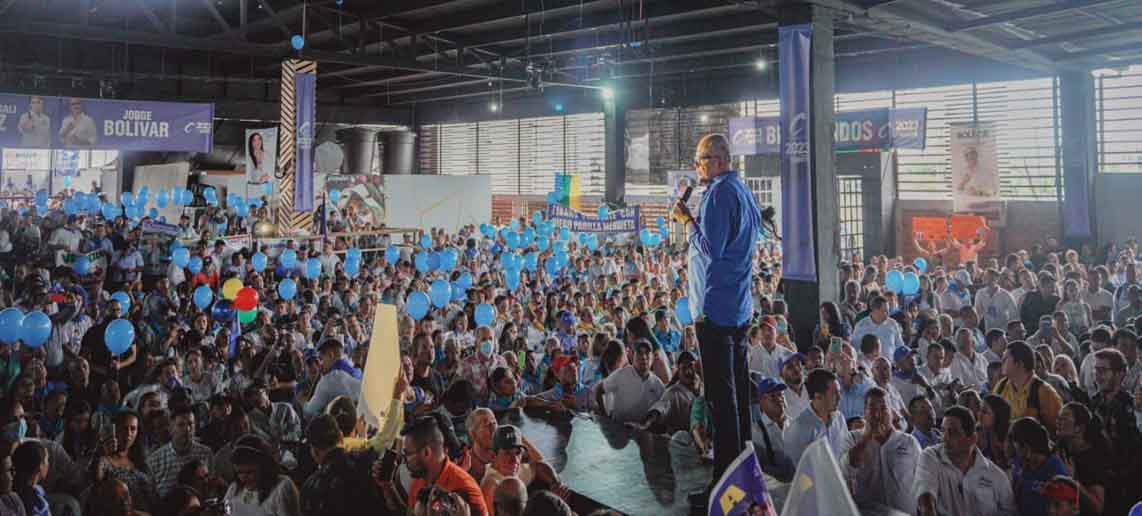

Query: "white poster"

xmin=245 ymin=127 xmax=278 ymax=186
xmin=667 ymin=169 xmax=700 ymax=212
xmin=385 ymin=175 xmax=491 ymax=233
xmin=950 ymin=121 xmax=999 ymax=212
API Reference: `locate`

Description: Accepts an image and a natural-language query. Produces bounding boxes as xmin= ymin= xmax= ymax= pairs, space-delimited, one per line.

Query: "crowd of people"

xmin=0 ymin=184 xmax=1138 ymax=516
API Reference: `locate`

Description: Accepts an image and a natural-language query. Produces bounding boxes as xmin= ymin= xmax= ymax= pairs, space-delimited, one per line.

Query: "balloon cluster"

xmin=885 ymin=270 xmax=921 ymax=296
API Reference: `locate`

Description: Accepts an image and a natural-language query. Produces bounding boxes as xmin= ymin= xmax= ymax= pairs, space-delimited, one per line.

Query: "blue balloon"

xmin=420 ymin=234 xmax=433 ymax=249
xmin=885 ymin=270 xmax=904 ymax=293
xmin=278 ymin=278 xmax=298 ymax=300
xmin=235 ymin=202 xmax=249 ymax=218
xmin=251 ymin=252 xmax=268 ymax=272
xmin=480 ymin=224 xmax=495 ymax=239
xmin=120 ymin=191 xmax=134 ymax=206
xmin=305 ymin=258 xmax=321 ymax=279
xmin=547 ymin=191 xmax=561 ymax=204
xmin=559 ymin=227 xmax=570 ymax=240
xmin=902 ymin=272 xmax=921 ymax=296
xmin=532 ymin=211 xmax=544 ymax=225
xmin=20 ymin=311 xmax=51 ymax=348
xmin=439 ymin=248 xmax=458 ymax=271
xmin=475 ymin=303 xmax=496 ymax=327
xmin=913 ymin=257 xmax=928 ymax=274
xmin=180 ymin=189 xmax=194 ymax=206
xmin=344 ymin=258 xmax=361 ymax=278
xmin=505 ymin=270 xmax=520 ymax=291
xmin=385 ymin=245 xmax=400 ymax=264
xmin=0 ymin=308 xmax=22 ymax=344
xmin=262 ymin=182 xmax=273 ymax=196
xmin=63 ymin=176 xmax=72 ymax=188
xmin=101 ymin=202 xmax=120 ymax=220
xmin=73 ymin=255 xmax=91 ymax=275
xmin=193 ymin=286 xmax=214 ymax=310
xmin=406 ymin=291 xmax=430 ymax=321
xmin=524 ymin=252 xmax=538 ymax=272
xmin=35 ymin=190 xmax=48 ymax=205
xmin=203 ymin=187 xmax=217 ymax=201
xmin=586 ymin=235 xmax=599 ymax=251
xmin=430 ymin=279 xmax=452 ymax=308
xmin=63 ymin=200 xmax=77 ymax=216
xmin=329 ymin=189 xmax=341 ymax=204
xmin=597 ymin=205 xmax=609 ymax=219
xmin=172 ymin=247 xmax=190 ymax=268
xmin=212 ymin=300 xmax=235 ymax=322
xmin=280 ymin=249 xmax=298 ymax=269
xmin=657 ymin=216 xmax=667 ymax=228
xmin=510 ymin=219 xmax=520 ymax=232
xmin=346 ymin=247 xmax=362 ymax=262
xmin=291 ymin=34 xmax=305 ymax=50
xmin=188 ymin=256 xmax=203 ymax=274
xmin=451 ymin=281 xmax=467 ymax=301
xmin=104 ymin=319 xmax=135 ymax=355
xmin=156 ymin=190 xmax=169 ymax=208
xmin=536 ymin=237 xmax=549 ymax=252
xmin=148 ymin=208 xmax=158 ymax=219
xmin=427 ymin=252 xmax=441 ymax=271
xmin=639 ymin=228 xmax=654 ymax=245
xmin=505 ymin=232 xmax=520 ymax=250
xmin=544 ymin=257 xmax=560 ymax=277
xmin=414 ymin=252 xmax=430 ymax=273
xmin=552 ymin=240 xmax=567 ymax=254
xmin=457 ymin=272 xmax=473 ymax=290
xmin=676 ymin=297 xmax=694 ymax=325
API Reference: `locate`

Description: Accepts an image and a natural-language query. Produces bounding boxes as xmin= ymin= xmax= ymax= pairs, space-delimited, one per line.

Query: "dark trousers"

xmin=696 ymin=320 xmax=751 ymax=483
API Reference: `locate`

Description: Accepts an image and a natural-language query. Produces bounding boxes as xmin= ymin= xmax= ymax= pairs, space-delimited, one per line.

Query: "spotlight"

xmin=755 ymin=59 xmax=767 ymax=71
xmin=600 ymin=87 xmax=614 ymax=100
xmin=700 ymin=114 xmax=709 ymax=123
xmin=554 ymin=103 xmax=565 ymax=113
xmin=489 ymin=102 xmax=499 ymax=112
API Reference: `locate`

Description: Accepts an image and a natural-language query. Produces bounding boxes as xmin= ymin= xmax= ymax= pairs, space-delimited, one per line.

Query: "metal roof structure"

xmin=0 ymin=0 xmax=1138 ymax=108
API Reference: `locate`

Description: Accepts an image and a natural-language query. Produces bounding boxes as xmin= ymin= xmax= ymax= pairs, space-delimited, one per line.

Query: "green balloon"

xmin=238 ymin=309 xmax=257 ymax=324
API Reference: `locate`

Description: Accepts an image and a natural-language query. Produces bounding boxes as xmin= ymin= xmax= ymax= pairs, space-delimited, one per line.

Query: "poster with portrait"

xmin=245 ymin=127 xmax=278 ymax=186
xmin=950 ymin=121 xmax=999 ymax=212
xmin=667 ymin=169 xmax=700 ymax=212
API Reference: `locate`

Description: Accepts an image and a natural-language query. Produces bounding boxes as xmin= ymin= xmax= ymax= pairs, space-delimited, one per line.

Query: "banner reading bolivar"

xmin=0 ymin=93 xmax=212 ymax=152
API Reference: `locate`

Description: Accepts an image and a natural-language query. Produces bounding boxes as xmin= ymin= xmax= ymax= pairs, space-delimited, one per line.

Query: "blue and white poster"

xmin=0 ymin=93 xmax=213 ymax=152
xmin=294 ymin=73 xmax=316 ymax=213
xmin=729 ymin=107 xmax=928 ymax=156
xmin=779 ymin=24 xmax=817 ymax=282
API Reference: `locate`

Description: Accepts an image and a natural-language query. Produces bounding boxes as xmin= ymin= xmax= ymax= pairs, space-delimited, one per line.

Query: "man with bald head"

xmin=673 ymin=133 xmax=762 ymax=502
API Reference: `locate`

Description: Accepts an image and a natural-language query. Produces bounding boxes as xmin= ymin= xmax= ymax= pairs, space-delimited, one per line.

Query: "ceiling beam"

xmin=198 ymin=0 xmax=242 ymax=42
xmin=812 ymin=0 xmax=1056 ymax=72
xmin=949 ymin=0 xmax=1125 ymax=32
xmin=255 ymin=0 xmax=296 ymax=40
xmin=1007 ymin=20 xmax=1142 ymax=50
xmin=130 ymin=0 xmax=169 ymax=33
xmin=1057 ymin=41 xmax=1142 ymax=61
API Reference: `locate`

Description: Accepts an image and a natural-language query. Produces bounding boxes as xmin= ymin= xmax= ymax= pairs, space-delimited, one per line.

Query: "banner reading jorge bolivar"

xmin=546 ymin=204 xmax=641 ymax=234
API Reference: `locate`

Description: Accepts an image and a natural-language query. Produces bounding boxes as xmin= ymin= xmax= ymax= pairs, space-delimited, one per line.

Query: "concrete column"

xmin=604 ymin=86 xmax=627 ymax=205
xmin=779 ymin=4 xmax=840 ymax=351
xmin=1058 ymin=71 xmax=1097 ymax=244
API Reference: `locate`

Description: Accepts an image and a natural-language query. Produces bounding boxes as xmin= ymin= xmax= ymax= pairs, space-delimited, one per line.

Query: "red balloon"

xmin=233 ymin=287 xmax=259 ymax=311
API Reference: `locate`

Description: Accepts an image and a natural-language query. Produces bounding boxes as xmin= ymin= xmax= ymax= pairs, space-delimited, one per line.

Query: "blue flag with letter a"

xmin=707 ymin=443 xmax=778 ymax=516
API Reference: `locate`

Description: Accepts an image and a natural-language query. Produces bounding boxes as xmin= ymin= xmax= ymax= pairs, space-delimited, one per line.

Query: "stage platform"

xmin=501 ymin=410 xmax=907 ymax=516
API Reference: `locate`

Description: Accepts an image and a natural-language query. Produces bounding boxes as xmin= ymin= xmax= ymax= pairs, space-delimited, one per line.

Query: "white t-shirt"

xmin=224 ymin=475 xmax=301 ymax=516
xmin=601 ymin=366 xmax=665 ymax=424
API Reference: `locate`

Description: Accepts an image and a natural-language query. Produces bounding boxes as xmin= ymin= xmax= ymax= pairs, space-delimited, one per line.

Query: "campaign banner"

xmin=950 ymin=121 xmax=999 ymax=212
xmin=294 ymin=73 xmax=316 ymax=213
xmin=546 ymin=203 xmax=640 ymax=234
xmin=245 ymin=127 xmax=278 ymax=185
xmin=708 ymin=443 xmax=778 ymax=516
xmin=779 ymin=24 xmax=817 ymax=282
xmin=0 ymin=93 xmax=213 ymax=152
xmin=728 ymin=107 xmax=928 ymax=156
xmin=141 ymin=219 xmax=182 ymax=237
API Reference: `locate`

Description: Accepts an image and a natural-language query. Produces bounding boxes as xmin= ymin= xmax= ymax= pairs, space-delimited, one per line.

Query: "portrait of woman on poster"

xmin=248 ymin=131 xmax=270 ymax=183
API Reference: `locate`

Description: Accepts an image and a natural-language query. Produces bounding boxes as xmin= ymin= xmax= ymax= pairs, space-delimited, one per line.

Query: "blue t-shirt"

xmin=1013 ymin=454 xmax=1069 ymax=516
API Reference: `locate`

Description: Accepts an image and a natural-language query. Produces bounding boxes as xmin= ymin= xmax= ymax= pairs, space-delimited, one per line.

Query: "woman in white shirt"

xmin=1058 ymin=279 xmax=1092 ymax=335
xmin=224 ymin=438 xmax=301 ymax=516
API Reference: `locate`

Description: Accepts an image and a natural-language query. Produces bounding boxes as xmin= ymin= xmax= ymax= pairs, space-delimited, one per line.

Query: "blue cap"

xmin=559 ymin=310 xmax=577 ymax=326
xmin=893 ymin=346 xmax=916 ymax=363
xmin=781 ymin=352 xmax=806 ymax=370
xmin=754 ymin=376 xmax=788 ymax=396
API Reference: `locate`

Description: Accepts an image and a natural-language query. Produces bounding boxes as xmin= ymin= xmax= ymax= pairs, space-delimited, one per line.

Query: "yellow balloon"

xmin=222 ymin=278 xmax=244 ymax=301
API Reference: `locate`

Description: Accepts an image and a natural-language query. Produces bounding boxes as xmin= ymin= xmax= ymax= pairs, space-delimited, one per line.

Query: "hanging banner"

xmin=294 ymin=73 xmax=316 ymax=213
xmin=245 ymin=127 xmax=278 ymax=185
xmin=779 ymin=24 xmax=817 ymax=282
xmin=950 ymin=121 xmax=999 ymax=212
xmin=546 ymin=203 xmax=640 ymax=234
xmin=728 ymin=107 xmax=928 ymax=156
xmin=0 ymin=93 xmax=213 ymax=152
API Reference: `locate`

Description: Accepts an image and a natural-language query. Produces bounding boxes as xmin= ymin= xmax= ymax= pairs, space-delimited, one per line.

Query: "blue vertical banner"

xmin=294 ymin=72 xmax=316 ymax=213
xmin=779 ymin=24 xmax=817 ymax=282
